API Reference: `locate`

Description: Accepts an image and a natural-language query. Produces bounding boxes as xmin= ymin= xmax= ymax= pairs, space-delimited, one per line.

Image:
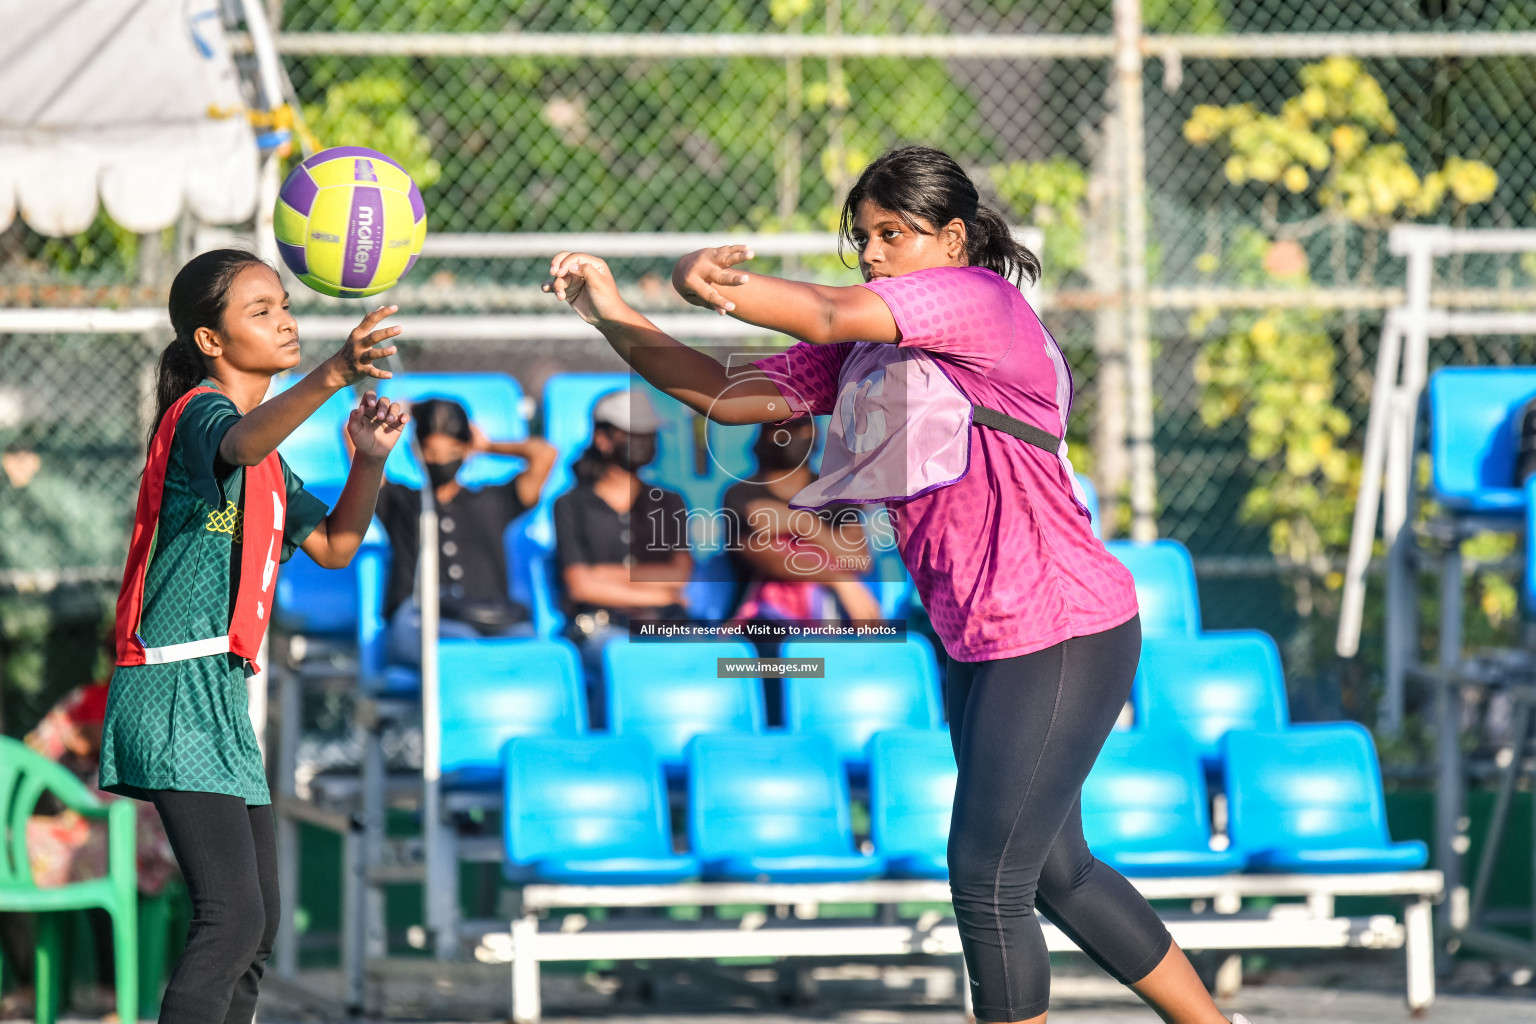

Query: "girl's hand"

xmin=672 ymin=245 xmax=754 ymax=315
xmin=347 ymin=391 xmax=409 ymax=459
xmin=329 ymin=305 xmax=401 ymax=385
xmin=543 ymin=252 xmax=631 ymax=325
xmin=468 ymin=422 xmax=490 ymax=452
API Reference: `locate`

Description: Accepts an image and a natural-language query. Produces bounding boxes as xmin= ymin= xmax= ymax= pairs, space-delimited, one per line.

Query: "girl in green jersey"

xmin=99 ymin=249 xmax=408 ymax=1023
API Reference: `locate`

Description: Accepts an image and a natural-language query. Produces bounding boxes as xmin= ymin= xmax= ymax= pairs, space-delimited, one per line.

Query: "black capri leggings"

xmin=150 ymin=790 xmax=279 ymax=1024
xmin=946 ymin=615 xmax=1172 ymax=1022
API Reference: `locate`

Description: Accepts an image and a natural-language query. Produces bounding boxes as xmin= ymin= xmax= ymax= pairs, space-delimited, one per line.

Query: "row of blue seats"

xmin=429 ymin=629 xmax=1290 ymax=787
xmin=501 ymin=722 xmax=1425 ymax=885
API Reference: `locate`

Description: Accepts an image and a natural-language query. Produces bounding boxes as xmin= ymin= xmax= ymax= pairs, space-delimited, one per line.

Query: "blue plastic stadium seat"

xmin=1104 ymin=540 xmax=1201 ymax=637
xmin=780 ymin=635 xmax=942 ymax=770
xmin=502 ymin=735 xmax=699 ymax=884
xmin=1223 ymin=723 xmax=1427 ymax=873
xmin=1137 ymin=631 xmax=1288 ymax=769
xmin=275 ymin=549 xmax=358 ymax=637
xmin=868 ymin=729 xmax=956 ymax=879
xmin=272 ymin=381 xmax=359 ymax=636
xmin=440 ymin=637 xmax=586 ymax=788
xmin=506 ymin=517 xmax=565 ymax=638
xmin=1526 ymin=479 xmax=1536 ymax=611
xmin=273 ymin=375 xmax=355 ymax=490
xmin=688 ymin=733 xmax=885 ymax=882
xmin=378 ymin=373 xmax=528 ymax=489
xmin=605 ymin=641 xmax=765 ymax=771
xmin=1428 ymin=367 xmax=1536 ymax=516
xmin=1081 ymin=730 xmax=1245 ymax=876
xmin=1075 ymin=473 xmax=1101 ymax=539
xmin=684 ymin=553 xmax=744 ymax=622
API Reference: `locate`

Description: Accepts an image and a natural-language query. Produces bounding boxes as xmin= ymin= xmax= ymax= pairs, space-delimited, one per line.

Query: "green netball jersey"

xmin=99 ymin=383 xmax=329 ymax=805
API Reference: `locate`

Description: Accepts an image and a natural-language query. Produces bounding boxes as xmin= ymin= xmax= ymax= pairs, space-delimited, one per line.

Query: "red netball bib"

xmin=113 ymin=386 xmax=288 ymax=672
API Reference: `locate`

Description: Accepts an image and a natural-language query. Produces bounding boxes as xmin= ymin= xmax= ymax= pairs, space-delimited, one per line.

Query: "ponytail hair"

xmin=838 ymin=145 xmax=1041 ymax=286
xmin=148 ymin=249 xmax=269 ymax=453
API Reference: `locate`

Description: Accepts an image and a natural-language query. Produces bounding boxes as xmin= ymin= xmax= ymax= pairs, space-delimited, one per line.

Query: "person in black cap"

xmin=373 ymin=397 xmax=557 ymax=665
xmin=553 ymin=389 xmax=692 ymax=721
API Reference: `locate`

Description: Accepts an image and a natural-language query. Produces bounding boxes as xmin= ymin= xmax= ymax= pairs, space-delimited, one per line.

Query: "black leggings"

xmin=150 ymin=791 xmax=279 ymax=1024
xmin=946 ymin=616 xmax=1172 ymax=1022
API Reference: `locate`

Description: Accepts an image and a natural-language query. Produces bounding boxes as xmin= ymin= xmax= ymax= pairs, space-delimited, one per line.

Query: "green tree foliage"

xmin=302 ymin=75 xmax=443 ymax=188
xmin=1184 ymin=59 xmax=1497 ymax=582
xmin=989 ymin=156 xmax=1088 ymax=287
xmin=286 ymin=0 xmax=989 ymax=234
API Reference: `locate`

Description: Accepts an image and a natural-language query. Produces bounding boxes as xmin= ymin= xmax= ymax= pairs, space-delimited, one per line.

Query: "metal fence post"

xmin=1115 ymin=0 xmax=1157 ymax=542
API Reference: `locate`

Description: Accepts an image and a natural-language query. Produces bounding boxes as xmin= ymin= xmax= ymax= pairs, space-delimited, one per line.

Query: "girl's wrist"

xmin=317 ymin=356 xmax=352 ymax=391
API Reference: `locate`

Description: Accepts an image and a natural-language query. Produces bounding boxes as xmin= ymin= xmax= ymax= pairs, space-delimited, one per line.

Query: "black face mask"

xmin=612 ymin=434 xmax=657 ymax=469
xmin=756 ymin=435 xmax=814 ymax=471
xmin=425 ymin=458 xmax=462 ymax=488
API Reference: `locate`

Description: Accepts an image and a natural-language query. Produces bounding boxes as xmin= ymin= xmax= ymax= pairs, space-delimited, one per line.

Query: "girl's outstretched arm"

xmin=219 ymin=306 xmax=402 ymax=467
xmin=301 ymin=392 xmax=408 ymax=569
xmin=672 ymin=245 xmax=899 ymax=346
xmin=545 ymin=251 xmax=790 ymax=425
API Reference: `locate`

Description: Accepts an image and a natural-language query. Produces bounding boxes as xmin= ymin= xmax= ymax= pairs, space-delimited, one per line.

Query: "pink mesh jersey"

xmin=752 ymin=265 xmax=1138 ymax=662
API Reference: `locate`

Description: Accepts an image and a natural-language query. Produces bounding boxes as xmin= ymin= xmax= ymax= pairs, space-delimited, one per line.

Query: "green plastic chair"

xmin=0 ymin=735 xmax=137 ymax=1024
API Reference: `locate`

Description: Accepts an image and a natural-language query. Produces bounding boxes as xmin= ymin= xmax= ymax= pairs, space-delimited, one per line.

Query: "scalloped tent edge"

xmin=0 ymin=0 xmax=260 ymax=237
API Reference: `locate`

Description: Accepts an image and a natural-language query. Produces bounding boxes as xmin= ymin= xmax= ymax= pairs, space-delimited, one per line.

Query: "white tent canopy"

xmin=0 ymin=0 xmax=261 ymax=237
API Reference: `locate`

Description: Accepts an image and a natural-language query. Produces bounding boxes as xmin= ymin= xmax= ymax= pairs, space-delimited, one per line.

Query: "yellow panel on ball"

xmin=301 ymin=187 xmax=352 ymax=293
xmin=272 ymin=201 xmax=308 ymax=248
xmin=370 ymin=188 xmax=417 ymax=288
xmin=303 ymin=156 xmax=363 ymax=189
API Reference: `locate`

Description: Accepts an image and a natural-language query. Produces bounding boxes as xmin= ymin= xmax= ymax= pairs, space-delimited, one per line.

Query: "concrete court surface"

xmin=57 ymin=990 xmax=1536 ymax=1024
xmin=46 ymin=958 xmax=1536 ymax=1023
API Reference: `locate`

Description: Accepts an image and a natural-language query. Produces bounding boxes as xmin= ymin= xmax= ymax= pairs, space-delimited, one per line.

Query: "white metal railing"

xmin=234 ymin=31 xmax=1536 ymax=60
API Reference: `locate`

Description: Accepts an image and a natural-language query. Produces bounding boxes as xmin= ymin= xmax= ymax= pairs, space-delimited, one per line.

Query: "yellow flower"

xmin=1444 ymin=156 xmax=1498 ymax=205
xmin=1224 ymin=156 xmax=1247 ymax=185
xmin=1330 ymin=125 xmax=1366 ymax=161
xmin=1250 ymin=318 xmax=1280 ymax=347
xmin=1283 ymin=165 xmax=1310 ymax=193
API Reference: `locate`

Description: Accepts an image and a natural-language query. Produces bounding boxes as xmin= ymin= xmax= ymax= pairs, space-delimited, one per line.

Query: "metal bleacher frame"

xmin=473 ymin=872 xmax=1440 ymax=1022
xmin=1337 ymin=226 xmax=1536 ymax=970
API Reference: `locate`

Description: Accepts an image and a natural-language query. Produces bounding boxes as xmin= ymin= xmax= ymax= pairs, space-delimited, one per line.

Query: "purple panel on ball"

xmin=408 ymin=186 xmax=425 ymax=223
xmin=401 ymin=253 xmax=420 ymax=281
xmin=276 ymin=239 xmax=309 ymax=276
xmin=279 ymin=167 xmax=319 ymax=216
xmin=341 ymin=186 xmax=385 ymax=290
xmin=302 ymin=146 xmax=404 ymax=173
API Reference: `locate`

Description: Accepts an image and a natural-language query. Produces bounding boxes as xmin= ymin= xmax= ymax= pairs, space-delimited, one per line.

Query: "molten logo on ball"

xmin=274 ymin=147 xmax=426 ymax=298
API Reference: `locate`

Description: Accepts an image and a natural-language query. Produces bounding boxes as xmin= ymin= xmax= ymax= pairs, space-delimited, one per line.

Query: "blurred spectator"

xmin=0 ymin=667 xmax=179 ymax=1019
xmin=554 ymin=390 xmax=692 ymax=717
xmin=723 ymin=418 xmax=880 ymax=665
xmin=373 ymin=398 xmax=557 ymax=666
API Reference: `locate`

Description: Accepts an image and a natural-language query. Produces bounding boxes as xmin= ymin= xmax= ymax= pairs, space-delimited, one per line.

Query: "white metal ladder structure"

xmin=1338 ymin=224 xmax=1536 ymax=966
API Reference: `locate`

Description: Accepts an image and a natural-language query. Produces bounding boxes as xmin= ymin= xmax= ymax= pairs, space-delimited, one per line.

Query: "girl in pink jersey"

xmin=545 ymin=146 xmax=1247 ymax=1024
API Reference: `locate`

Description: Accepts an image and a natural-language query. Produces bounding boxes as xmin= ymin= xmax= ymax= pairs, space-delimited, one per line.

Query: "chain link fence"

xmin=5 ymin=0 xmax=1536 ymax=736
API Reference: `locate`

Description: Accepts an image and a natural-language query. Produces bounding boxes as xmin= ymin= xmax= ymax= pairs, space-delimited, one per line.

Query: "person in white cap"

xmin=552 ymin=389 xmax=692 ymax=725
